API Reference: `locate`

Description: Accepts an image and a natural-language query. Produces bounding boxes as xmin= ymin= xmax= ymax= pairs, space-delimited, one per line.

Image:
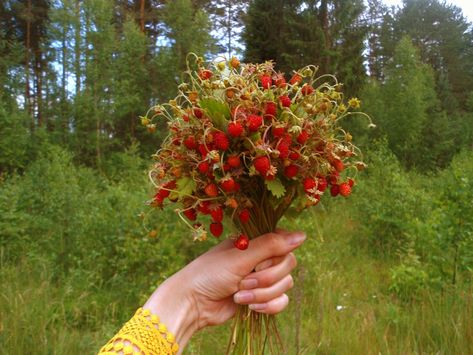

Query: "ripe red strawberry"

xmin=183 ymin=208 xmax=197 ymax=221
xmin=275 ymin=75 xmax=287 ymax=88
xmin=330 ymin=184 xmax=340 ymax=197
xmin=289 ymin=73 xmax=302 ymax=85
xmin=223 ymin=163 xmax=231 ymax=172
xmin=297 ymin=131 xmax=309 ymax=144
xmin=332 ymin=159 xmax=344 ymax=172
xmin=239 ymin=209 xmax=250 ymax=223
xmin=234 ymin=234 xmax=249 ymax=250
xmin=210 ymin=206 xmax=223 ymax=222
xmin=197 ymin=161 xmax=210 ymax=174
xmin=184 ymin=136 xmax=197 ymax=150
xmin=303 ymin=177 xmax=317 ymax=192
xmin=183 ymin=114 xmax=190 ymax=122
xmin=214 ymin=131 xmax=230 ymax=151
xmin=253 ymin=156 xmax=271 ymax=177
xmin=221 ymin=178 xmax=236 ymax=192
xmin=339 ymin=182 xmax=351 ymax=197
xmin=198 ymin=201 xmax=211 ymax=214
xmin=265 ymin=101 xmax=277 ymax=118
xmin=272 ymin=126 xmax=285 ymax=138
xmin=210 ymin=222 xmax=223 ymax=237
xmin=289 ymin=151 xmax=300 ymax=160
xmin=228 ymin=121 xmax=244 ymax=137
xmin=198 ymin=144 xmax=210 ymax=158
xmin=284 ymin=164 xmax=299 ymax=178
xmin=199 ymin=69 xmax=213 ymax=80
xmin=260 ymin=74 xmax=272 ymax=89
xmin=277 ymin=141 xmax=290 ymax=159
xmin=317 ymin=177 xmax=328 ymax=192
xmin=348 ymin=178 xmax=355 ymax=187
xmin=328 ymin=172 xmax=339 ymax=185
xmin=234 ymin=182 xmax=241 ymax=192
xmin=279 ymin=95 xmax=291 ymax=108
xmin=227 ymin=155 xmax=241 ymax=168
xmin=205 ymin=183 xmax=219 ymax=197
xmin=193 ymin=107 xmax=203 ymax=118
xmin=301 ymin=84 xmax=314 ymax=95
xmin=248 ymin=114 xmax=263 ymax=132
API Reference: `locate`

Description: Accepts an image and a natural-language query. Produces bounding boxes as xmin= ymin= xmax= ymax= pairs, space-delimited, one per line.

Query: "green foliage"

xmin=0 ymin=104 xmax=29 ymax=174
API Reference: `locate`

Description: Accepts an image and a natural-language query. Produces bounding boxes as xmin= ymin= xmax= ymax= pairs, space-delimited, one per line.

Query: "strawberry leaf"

xmin=265 ymin=178 xmax=286 ymax=199
xmin=176 ymin=176 xmax=196 ymax=197
xmin=200 ymin=98 xmax=230 ymax=130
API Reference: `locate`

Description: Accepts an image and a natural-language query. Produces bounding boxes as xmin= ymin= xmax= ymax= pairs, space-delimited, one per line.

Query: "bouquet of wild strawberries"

xmin=142 ymin=54 xmax=371 ymax=353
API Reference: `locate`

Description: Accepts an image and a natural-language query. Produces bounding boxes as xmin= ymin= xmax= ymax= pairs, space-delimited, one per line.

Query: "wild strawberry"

xmin=317 ymin=177 xmax=328 ymax=192
xmin=301 ymin=84 xmax=314 ymax=95
xmin=227 ymin=155 xmax=241 ymax=168
xmin=264 ymin=102 xmax=277 ymax=119
xmin=214 ymin=131 xmax=230 ymax=151
xmin=234 ymin=234 xmax=249 ymax=250
xmin=289 ymin=151 xmax=300 ymax=160
xmin=210 ymin=222 xmax=223 ymax=237
xmin=275 ymin=75 xmax=287 ymax=88
xmin=284 ymin=164 xmax=299 ymax=178
xmin=277 ymin=141 xmax=290 ymax=159
xmin=253 ymin=156 xmax=271 ymax=177
xmin=303 ymin=177 xmax=317 ymax=192
xmin=239 ymin=209 xmax=250 ymax=223
xmin=330 ymin=184 xmax=340 ymax=197
xmin=279 ymin=95 xmax=291 ymax=108
xmin=198 ymin=161 xmax=210 ymax=174
xmin=230 ymin=57 xmax=240 ymax=69
xmin=223 ymin=163 xmax=231 ymax=172
xmin=348 ymin=178 xmax=355 ymax=187
xmin=184 ymin=136 xmax=197 ymax=150
xmin=260 ymin=75 xmax=272 ymax=89
xmin=183 ymin=208 xmax=197 ymax=221
xmin=228 ymin=121 xmax=244 ymax=137
xmin=290 ymin=73 xmax=302 ymax=85
xmin=297 ymin=131 xmax=309 ymax=144
xmin=221 ymin=178 xmax=236 ymax=192
xmin=328 ymin=172 xmax=339 ymax=185
xmin=339 ymin=182 xmax=351 ymax=197
xmin=193 ymin=107 xmax=203 ymax=118
xmin=210 ymin=206 xmax=223 ymax=222
xmin=205 ymin=183 xmax=219 ymax=197
xmin=332 ymin=159 xmax=344 ymax=172
xmin=199 ymin=69 xmax=213 ymax=80
xmin=248 ymin=114 xmax=263 ymax=132
xmin=272 ymin=126 xmax=285 ymax=138
xmin=198 ymin=144 xmax=210 ymax=158
xmin=182 ymin=114 xmax=190 ymax=122
xmin=198 ymin=201 xmax=211 ymax=214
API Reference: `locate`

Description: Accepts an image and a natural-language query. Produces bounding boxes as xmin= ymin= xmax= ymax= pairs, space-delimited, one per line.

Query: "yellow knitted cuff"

xmin=98 ymin=308 xmax=179 ymax=354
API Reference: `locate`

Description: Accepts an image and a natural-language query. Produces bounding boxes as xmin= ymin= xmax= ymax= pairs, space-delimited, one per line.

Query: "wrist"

xmin=143 ymin=272 xmax=198 ymax=352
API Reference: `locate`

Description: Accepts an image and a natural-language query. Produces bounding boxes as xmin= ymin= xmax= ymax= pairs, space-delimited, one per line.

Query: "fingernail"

xmin=249 ymin=303 xmax=267 ymax=311
xmin=234 ymin=291 xmax=254 ymax=303
xmin=240 ymin=279 xmax=258 ymax=290
xmin=289 ymin=232 xmax=306 ymax=245
xmin=255 ymin=259 xmax=272 ymax=271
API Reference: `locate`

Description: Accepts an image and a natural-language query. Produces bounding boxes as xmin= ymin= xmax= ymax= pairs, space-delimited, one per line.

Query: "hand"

xmin=144 ymin=229 xmax=306 ymax=352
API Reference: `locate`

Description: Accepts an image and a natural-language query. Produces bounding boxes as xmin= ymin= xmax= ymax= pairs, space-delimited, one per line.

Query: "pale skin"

xmin=137 ymin=229 xmax=306 ymax=354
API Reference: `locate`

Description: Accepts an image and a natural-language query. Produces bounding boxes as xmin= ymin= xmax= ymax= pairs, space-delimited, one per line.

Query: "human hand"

xmin=144 ymin=229 xmax=306 ymax=352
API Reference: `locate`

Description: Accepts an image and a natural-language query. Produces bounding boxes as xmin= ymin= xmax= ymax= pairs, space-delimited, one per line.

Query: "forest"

xmin=1 ymin=0 xmax=473 ymax=353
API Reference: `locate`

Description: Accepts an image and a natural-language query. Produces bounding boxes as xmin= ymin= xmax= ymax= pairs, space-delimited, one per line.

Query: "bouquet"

xmin=142 ymin=54 xmax=372 ymax=354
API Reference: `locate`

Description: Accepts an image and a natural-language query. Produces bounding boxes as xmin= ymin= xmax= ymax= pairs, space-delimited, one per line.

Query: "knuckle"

xmin=288 ymin=252 xmax=297 ymax=269
xmin=266 ymin=233 xmax=282 ymax=253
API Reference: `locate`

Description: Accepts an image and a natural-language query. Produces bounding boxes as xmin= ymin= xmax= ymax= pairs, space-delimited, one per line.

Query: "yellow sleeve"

xmin=98 ymin=308 xmax=179 ymax=355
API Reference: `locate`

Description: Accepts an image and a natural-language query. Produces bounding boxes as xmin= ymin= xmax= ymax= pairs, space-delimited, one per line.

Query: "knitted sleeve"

xmin=98 ymin=308 xmax=179 ymax=355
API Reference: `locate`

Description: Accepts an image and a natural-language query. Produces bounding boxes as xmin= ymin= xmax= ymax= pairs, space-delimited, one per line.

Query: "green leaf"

xmin=200 ymin=98 xmax=230 ymax=130
xmin=176 ymin=176 xmax=196 ymax=197
xmin=265 ymin=178 xmax=286 ymax=199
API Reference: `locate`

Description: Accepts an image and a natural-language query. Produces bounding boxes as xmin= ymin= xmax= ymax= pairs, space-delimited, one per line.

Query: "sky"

xmin=382 ymin=0 xmax=473 ymax=22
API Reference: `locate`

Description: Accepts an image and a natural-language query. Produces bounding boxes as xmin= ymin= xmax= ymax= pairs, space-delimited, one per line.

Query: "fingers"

xmin=240 ymin=253 xmax=297 ymax=290
xmin=248 ymin=293 xmax=289 ymax=315
xmin=234 ymin=274 xmax=294 ymax=305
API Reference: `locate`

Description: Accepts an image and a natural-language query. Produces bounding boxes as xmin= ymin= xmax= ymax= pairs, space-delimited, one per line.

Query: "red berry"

xmin=210 ymin=206 xmax=223 ymax=222
xmin=348 ymin=178 xmax=355 ymax=187
xmin=317 ymin=177 xmax=328 ymax=192
xmin=205 ymin=183 xmax=219 ymax=197
xmin=248 ymin=114 xmax=263 ymax=132
xmin=228 ymin=121 xmax=244 ymax=137
xmin=301 ymin=84 xmax=314 ymax=95
xmin=275 ymin=75 xmax=287 ymax=88
xmin=272 ymin=126 xmax=285 ymax=138
xmin=193 ymin=107 xmax=203 ymax=118
xmin=332 ymin=159 xmax=344 ymax=172
xmin=330 ymin=185 xmax=340 ymax=197
xmin=234 ymin=234 xmax=249 ymax=250
xmin=279 ymin=95 xmax=291 ymax=108
xmin=328 ymin=172 xmax=339 ymax=185
xmin=284 ymin=164 xmax=299 ymax=178
xmin=210 ymin=222 xmax=223 ymax=237
xmin=198 ymin=201 xmax=211 ymax=214
xmin=214 ymin=131 xmax=230 ymax=151
xmin=297 ymin=131 xmax=309 ymax=144
xmin=260 ymin=75 xmax=272 ymax=89
xmin=198 ymin=161 xmax=210 ymax=174
xmin=264 ymin=102 xmax=277 ymax=119
xmin=199 ymin=69 xmax=213 ymax=80
xmin=289 ymin=73 xmax=302 ymax=85
xmin=227 ymin=155 xmax=241 ymax=168
xmin=184 ymin=136 xmax=197 ymax=150
xmin=277 ymin=141 xmax=290 ymax=159
xmin=183 ymin=208 xmax=197 ymax=221
xmin=253 ymin=156 xmax=271 ymax=177
xmin=289 ymin=151 xmax=300 ymax=160
xmin=303 ymin=177 xmax=317 ymax=192
xmin=221 ymin=178 xmax=236 ymax=192
xmin=198 ymin=144 xmax=210 ymax=158
xmin=339 ymin=182 xmax=351 ymax=197
xmin=239 ymin=209 xmax=250 ymax=223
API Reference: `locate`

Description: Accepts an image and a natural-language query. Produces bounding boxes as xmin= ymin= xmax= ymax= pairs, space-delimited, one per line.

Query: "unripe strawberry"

xmin=248 ymin=114 xmax=263 ymax=132
xmin=253 ymin=156 xmax=271 ymax=177
xmin=260 ymin=75 xmax=272 ymax=89
xmin=210 ymin=222 xmax=223 ymax=237
xmin=205 ymin=183 xmax=219 ymax=197
xmin=339 ymin=182 xmax=351 ymax=197
xmin=148 ymin=230 xmax=158 ymax=238
xmin=284 ymin=164 xmax=299 ymax=178
xmin=198 ymin=161 xmax=210 ymax=174
xmin=230 ymin=57 xmax=240 ymax=69
xmin=183 ymin=208 xmax=197 ymax=221
xmin=228 ymin=121 xmax=244 ymax=137
xmin=184 ymin=136 xmax=197 ymax=150
xmin=234 ymin=234 xmax=249 ymax=250
xmin=227 ymin=155 xmax=241 ymax=168
xmin=330 ymin=184 xmax=340 ymax=197
xmin=214 ymin=131 xmax=230 ymax=151
xmin=239 ymin=209 xmax=250 ymax=223
xmin=279 ymin=95 xmax=291 ymax=108
xmin=221 ymin=178 xmax=236 ymax=192
xmin=210 ymin=206 xmax=223 ymax=222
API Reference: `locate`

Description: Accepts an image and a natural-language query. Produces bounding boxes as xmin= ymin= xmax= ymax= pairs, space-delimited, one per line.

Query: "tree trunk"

xmin=140 ymin=0 xmax=145 ymax=33
xmin=25 ymin=0 xmax=33 ymax=129
xmin=74 ymin=0 xmax=81 ymax=95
